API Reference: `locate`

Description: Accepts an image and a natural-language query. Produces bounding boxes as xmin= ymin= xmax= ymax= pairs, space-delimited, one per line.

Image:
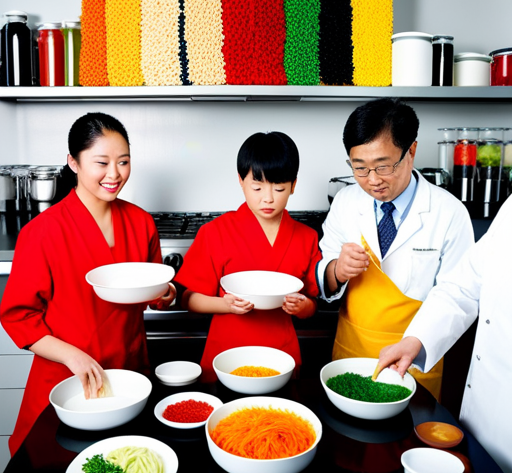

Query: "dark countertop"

xmin=4 ymin=373 xmax=503 ymax=473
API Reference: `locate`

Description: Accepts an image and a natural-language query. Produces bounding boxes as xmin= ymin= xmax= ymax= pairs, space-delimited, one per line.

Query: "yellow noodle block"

xmin=105 ymin=0 xmax=144 ymax=86
xmin=141 ymin=0 xmax=182 ymax=86
xmin=230 ymin=366 xmax=281 ymax=377
xmin=351 ymin=0 xmax=393 ymax=86
xmin=184 ymin=0 xmax=226 ymax=85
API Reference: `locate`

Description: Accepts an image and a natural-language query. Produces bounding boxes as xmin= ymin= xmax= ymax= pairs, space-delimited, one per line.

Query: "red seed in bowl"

xmin=163 ymin=399 xmax=214 ymax=423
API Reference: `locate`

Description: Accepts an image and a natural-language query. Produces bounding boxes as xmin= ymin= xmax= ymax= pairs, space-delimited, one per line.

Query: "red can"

xmin=37 ymin=23 xmax=65 ymax=86
xmin=490 ymin=47 xmax=512 ymax=86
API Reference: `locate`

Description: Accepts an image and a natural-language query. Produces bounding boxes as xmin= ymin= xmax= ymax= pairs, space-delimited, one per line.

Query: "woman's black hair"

xmin=343 ymin=98 xmax=419 ymax=154
xmin=237 ymin=131 xmax=299 ymax=183
xmin=68 ymin=112 xmax=130 ymax=160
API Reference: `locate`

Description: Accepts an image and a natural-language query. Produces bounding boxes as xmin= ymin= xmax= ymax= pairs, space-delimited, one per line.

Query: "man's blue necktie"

xmin=378 ymin=201 xmax=397 ymax=257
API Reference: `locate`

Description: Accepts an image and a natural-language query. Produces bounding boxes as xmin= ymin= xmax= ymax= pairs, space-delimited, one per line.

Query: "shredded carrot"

xmin=210 ymin=407 xmax=316 ymax=459
xmin=230 ymin=366 xmax=280 ymax=377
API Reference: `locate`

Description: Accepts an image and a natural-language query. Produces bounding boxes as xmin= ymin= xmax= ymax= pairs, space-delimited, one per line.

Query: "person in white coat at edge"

xmin=376 ymin=193 xmax=512 ymax=473
xmin=317 ymin=98 xmax=474 ymax=400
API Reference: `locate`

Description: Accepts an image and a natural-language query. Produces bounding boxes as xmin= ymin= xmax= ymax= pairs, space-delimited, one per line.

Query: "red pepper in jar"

xmin=454 ymin=141 xmax=477 ymax=166
xmin=163 ymin=399 xmax=214 ymax=423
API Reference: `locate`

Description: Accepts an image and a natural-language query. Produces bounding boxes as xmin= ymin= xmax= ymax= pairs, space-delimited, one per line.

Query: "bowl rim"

xmin=85 ymin=262 xmax=175 ymax=290
xmin=154 ymin=391 xmax=223 ymax=429
xmin=206 ymin=396 xmax=322 ymax=462
xmin=401 ymin=447 xmax=465 ymax=471
xmin=155 ymin=361 xmax=202 ymax=380
xmin=220 ymin=270 xmax=304 ymax=297
xmin=49 ymin=369 xmax=152 ymax=414
xmin=320 ymin=359 xmax=417 ymax=406
xmin=213 ymin=345 xmax=296 ymax=378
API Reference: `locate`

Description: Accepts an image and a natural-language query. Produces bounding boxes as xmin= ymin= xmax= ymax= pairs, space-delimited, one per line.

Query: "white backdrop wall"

xmin=1 ymin=0 xmax=512 ymax=212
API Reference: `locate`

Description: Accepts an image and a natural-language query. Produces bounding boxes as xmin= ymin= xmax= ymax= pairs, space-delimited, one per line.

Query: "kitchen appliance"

xmin=328 ymin=176 xmax=356 ymax=204
xmin=420 ymin=167 xmax=450 ymax=189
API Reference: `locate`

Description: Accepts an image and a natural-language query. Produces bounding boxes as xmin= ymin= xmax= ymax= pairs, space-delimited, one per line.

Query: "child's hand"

xmin=282 ymin=293 xmax=308 ymax=315
xmin=223 ymin=294 xmax=254 ymax=314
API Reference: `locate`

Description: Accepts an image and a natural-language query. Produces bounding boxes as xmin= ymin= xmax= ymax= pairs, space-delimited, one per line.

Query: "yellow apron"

xmin=332 ymin=237 xmax=443 ymax=400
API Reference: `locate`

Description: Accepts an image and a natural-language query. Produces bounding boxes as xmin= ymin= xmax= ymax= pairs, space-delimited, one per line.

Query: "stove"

xmin=151 ymin=210 xmax=328 ymax=273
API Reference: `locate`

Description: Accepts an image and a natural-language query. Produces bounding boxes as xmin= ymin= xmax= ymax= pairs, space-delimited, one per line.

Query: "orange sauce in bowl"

xmin=415 ymin=421 xmax=464 ymax=448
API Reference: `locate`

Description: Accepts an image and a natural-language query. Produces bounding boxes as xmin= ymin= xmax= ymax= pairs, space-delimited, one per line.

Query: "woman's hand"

xmin=282 ymin=293 xmax=315 ymax=318
xmin=149 ymin=282 xmax=177 ymax=310
xmin=223 ymin=293 xmax=254 ymax=314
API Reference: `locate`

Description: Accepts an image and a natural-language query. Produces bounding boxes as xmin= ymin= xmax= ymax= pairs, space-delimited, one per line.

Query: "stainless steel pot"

xmin=29 ymin=166 xmax=59 ymax=202
xmin=0 ymin=166 xmax=15 ymax=212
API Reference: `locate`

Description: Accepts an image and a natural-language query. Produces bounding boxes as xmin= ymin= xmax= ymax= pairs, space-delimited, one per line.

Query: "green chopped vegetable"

xmin=477 ymin=144 xmax=502 ymax=167
xmin=82 ymin=454 xmax=125 ymax=473
xmin=327 ymin=372 xmax=412 ymax=403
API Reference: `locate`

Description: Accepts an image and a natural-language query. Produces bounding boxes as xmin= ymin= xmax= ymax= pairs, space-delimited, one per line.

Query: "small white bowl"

xmin=49 ymin=369 xmax=152 ymax=430
xmin=86 ymin=262 xmax=174 ymax=304
xmin=220 ymin=271 xmax=304 ymax=310
xmin=213 ymin=346 xmax=295 ymax=395
xmin=401 ymin=447 xmax=465 ymax=473
xmin=320 ymin=358 xmax=416 ymax=420
xmin=155 ymin=361 xmax=202 ymax=386
xmin=154 ymin=392 xmax=223 ymax=429
xmin=206 ymin=396 xmax=322 ymax=473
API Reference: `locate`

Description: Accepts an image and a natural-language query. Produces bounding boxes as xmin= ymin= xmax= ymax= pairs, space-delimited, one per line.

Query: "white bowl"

xmin=155 ymin=361 xmax=202 ymax=386
xmin=65 ymin=435 xmax=178 ymax=473
xmin=49 ymin=369 xmax=152 ymax=430
xmin=86 ymin=262 xmax=174 ymax=304
xmin=206 ymin=396 xmax=322 ymax=473
xmin=220 ymin=271 xmax=304 ymax=310
xmin=401 ymin=447 xmax=465 ymax=473
xmin=154 ymin=391 xmax=223 ymax=429
xmin=320 ymin=358 xmax=416 ymax=420
xmin=213 ymin=346 xmax=295 ymax=394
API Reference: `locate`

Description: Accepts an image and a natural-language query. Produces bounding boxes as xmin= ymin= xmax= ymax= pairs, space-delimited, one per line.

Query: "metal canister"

xmin=37 ymin=22 xmax=65 ymax=86
xmin=61 ymin=21 xmax=81 ymax=86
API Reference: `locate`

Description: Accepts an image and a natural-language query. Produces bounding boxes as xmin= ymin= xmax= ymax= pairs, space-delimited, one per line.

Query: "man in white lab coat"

xmin=317 ymin=98 xmax=474 ymax=399
xmin=377 ymin=194 xmax=512 ymax=473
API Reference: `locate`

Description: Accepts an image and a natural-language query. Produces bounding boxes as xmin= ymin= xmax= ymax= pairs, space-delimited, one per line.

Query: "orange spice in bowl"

xmin=230 ymin=366 xmax=280 ymax=377
xmin=414 ymin=421 xmax=464 ymax=449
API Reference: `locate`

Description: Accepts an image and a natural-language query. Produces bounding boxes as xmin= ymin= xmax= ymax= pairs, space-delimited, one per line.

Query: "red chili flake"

xmin=163 ymin=399 xmax=214 ymax=423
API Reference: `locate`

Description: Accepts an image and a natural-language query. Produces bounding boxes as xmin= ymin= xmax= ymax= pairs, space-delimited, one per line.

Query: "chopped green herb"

xmin=82 ymin=453 xmax=124 ymax=473
xmin=327 ymin=372 xmax=412 ymax=403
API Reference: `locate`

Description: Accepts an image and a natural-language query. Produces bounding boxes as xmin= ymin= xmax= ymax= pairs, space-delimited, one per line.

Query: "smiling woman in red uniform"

xmin=175 ymin=131 xmax=321 ymax=382
xmin=0 ymin=112 xmax=175 ymax=456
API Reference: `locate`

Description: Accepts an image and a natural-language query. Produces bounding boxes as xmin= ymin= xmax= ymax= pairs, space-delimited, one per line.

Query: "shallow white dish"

xmin=206 ymin=396 xmax=322 ymax=473
xmin=155 ymin=361 xmax=202 ymax=386
xmin=154 ymin=391 xmax=223 ymax=429
xmin=50 ymin=369 xmax=152 ymax=430
xmin=220 ymin=270 xmax=304 ymax=310
xmin=213 ymin=346 xmax=295 ymax=394
xmin=66 ymin=435 xmax=178 ymax=473
xmin=401 ymin=447 xmax=465 ymax=473
xmin=86 ymin=262 xmax=174 ymax=304
xmin=320 ymin=358 xmax=416 ymax=420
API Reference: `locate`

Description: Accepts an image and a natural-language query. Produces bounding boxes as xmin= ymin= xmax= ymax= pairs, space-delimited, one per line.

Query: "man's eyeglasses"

xmin=346 ymin=146 xmax=410 ymax=178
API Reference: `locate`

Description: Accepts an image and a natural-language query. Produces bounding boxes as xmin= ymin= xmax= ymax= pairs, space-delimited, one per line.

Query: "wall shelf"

xmin=1 ymin=85 xmax=512 ymax=102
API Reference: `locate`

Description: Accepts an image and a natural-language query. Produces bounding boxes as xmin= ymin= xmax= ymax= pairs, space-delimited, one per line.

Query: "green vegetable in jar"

xmin=326 ymin=372 xmax=412 ymax=403
xmin=477 ymin=143 xmax=502 ymax=167
xmin=82 ymin=454 xmax=125 ymax=473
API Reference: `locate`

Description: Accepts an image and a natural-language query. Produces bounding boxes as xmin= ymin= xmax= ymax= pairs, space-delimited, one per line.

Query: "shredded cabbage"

xmin=106 ymin=446 xmax=164 ymax=473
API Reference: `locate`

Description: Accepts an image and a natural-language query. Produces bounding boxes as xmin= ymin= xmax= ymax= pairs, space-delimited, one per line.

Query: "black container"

xmin=432 ymin=35 xmax=454 ymax=86
xmin=0 ymin=10 xmax=32 ymax=86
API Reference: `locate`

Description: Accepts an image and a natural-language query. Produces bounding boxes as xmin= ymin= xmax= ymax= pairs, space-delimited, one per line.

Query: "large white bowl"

xmin=401 ymin=447 xmax=465 ymax=473
xmin=155 ymin=361 xmax=202 ymax=386
xmin=49 ymin=369 xmax=152 ymax=430
xmin=86 ymin=262 xmax=174 ymax=304
xmin=320 ymin=358 xmax=416 ymax=420
xmin=213 ymin=346 xmax=295 ymax=394
xmin=154 ymin=391 xmax=223 ymax=429
xmin=206 ymin=396 xmax=322 ymax=473
xmin=220 ymin=270 xmax=304 ymax=310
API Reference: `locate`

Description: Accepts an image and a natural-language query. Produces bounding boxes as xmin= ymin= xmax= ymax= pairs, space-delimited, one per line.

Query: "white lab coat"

xmin=317 ymin=170 xmax=474 ymax=302
xmin=405 ymin=195 xmax=512 ymax=473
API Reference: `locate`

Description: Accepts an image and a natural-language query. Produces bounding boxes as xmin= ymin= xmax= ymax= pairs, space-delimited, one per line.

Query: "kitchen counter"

xmin=4 ymin=373 xmax=502 ymax=473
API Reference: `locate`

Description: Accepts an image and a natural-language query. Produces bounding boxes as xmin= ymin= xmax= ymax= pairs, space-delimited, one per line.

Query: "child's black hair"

xmin=237 ymin=132 xmax=299 ymax=183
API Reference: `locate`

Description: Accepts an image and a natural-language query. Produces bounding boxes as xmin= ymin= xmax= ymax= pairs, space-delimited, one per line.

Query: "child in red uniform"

xmin=174 ymin=131 xmax=321 ymax=382
xmin=0 ymin=113 xmax=175 ymax=456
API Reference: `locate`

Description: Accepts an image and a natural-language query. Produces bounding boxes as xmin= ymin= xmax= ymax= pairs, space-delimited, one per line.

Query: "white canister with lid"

xmin=454 ymin=53 xmax=491 ymax=86
xmin=392 ymin=32 xmax=433 ymax=86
